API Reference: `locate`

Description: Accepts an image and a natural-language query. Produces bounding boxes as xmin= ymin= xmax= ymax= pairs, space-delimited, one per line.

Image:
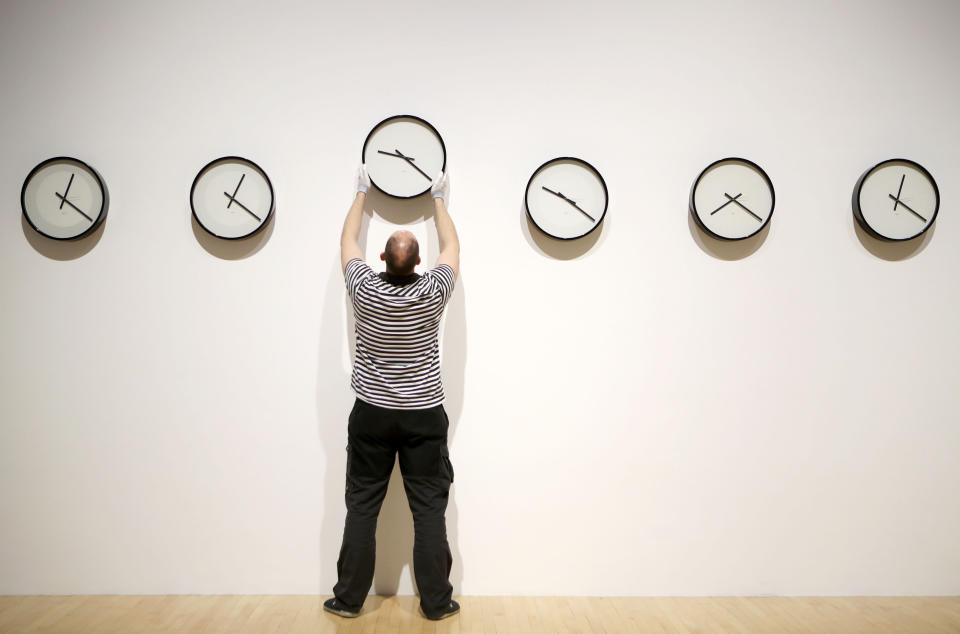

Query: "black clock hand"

xmin=887 ymin=194 xmax=927 ymax=222
xmin=226 ymin=174 xmax=246 ymax=209
xmin=54 ymin=192 xmax=93 ymax=222
xmin=393 ymin=149 xmax=432 ymax=182
xmin=222 ymin=192 xmax=262 ymax=222
xmin=710 ymin=192 xmax=742 ymax=215
xmin=58 ymin=173 xmax=75 ymax=210
xmin=568 ymin=200 xmax=595 ymax=222
xmin=726 ymin=193 xmax=763 ymax=222
xmin=541 ymin=186 xmax=595 ymax=222
xmin=893 ymin=174 xmax=905 ymax=211
xmin=377 ymin=149 xmax=432 ymax=182
xmin=542 ymin=186 xmax=565 ymax=198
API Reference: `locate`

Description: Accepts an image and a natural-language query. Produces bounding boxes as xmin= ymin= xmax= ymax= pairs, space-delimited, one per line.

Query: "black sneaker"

xmin=421 ymin=600 xmax=460 ymax=621
xmin=323 ymin=597 xmax=360 ymax=618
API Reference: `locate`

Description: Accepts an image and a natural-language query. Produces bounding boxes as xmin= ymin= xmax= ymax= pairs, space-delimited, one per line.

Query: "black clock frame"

xmin=853 ymin=158 xmax=939 ymax=242
xmin=524 ymin=156 xmax=609 ymax=240
xmin=21 ymin=156 xmax=108 ymax=241
xmin=690 ymin=156 xmax=775 ymax=241
xmin=190 ymin=155 xmax=275 ymax=240
xmin=361 ymin=114 xmax=447 ymax=199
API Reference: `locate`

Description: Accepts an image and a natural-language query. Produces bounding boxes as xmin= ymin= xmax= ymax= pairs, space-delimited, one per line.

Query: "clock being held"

xmin=22 ymin=156 xmax=107 ymax=240
xmin=854 ymin=158 xmax=938 ymax=241
xmin=190 ymin=156 xmax=275 ymax=239
xmin=525 ymin=157 xmax=608 ymax=240
xmin=690 ymin=157 xmax=775 ymax=241
xmin=362 ymin=114 xmax=446 ymax=198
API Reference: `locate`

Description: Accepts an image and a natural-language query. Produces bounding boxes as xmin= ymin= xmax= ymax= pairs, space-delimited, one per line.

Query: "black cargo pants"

xmin=332 ymin=398 xmax=454 ymax=616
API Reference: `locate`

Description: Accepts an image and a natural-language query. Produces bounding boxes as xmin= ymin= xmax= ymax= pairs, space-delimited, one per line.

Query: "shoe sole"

xmin=323 ymin=604 xmax=360 ymax=618
xmin=420 ymin=607 xmax=460 ymax=621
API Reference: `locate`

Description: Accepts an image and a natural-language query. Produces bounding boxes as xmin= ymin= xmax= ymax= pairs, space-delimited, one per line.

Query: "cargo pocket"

xmin=440 ymin=446 xmax=454 ymax=483
xmin=344 ymin=445 xmax=355 ymax=493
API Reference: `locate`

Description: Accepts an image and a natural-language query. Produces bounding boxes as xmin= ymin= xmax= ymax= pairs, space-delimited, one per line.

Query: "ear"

xmin=417 ymin=257 xmax=421 ymax=265
xmin=380 ymin=252 xmax=386 ymax=261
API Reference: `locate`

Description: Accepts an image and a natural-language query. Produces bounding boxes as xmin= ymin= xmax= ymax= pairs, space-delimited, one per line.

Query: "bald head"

xmin=382 ymin=230 xmax=420 ymax=275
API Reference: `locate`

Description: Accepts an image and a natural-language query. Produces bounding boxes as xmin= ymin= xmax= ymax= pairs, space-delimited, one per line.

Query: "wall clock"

xmin=853 ymin=158 xmax=938 ymax=241
xmin=361 ymin=114 xmax=446 ymax=198
xmin=190 ymin=156 xmax=274 ymax=239
xmin=690 ymin=157 xmax=775 ymax=240
xmin=21 ymin=156 xmax=107 ymax=240
xmin=524 ymin=157 xmax=608 ymax=240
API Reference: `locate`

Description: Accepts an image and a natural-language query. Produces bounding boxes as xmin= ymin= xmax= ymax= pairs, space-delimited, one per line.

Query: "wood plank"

xmin=0 ymin=595 xmax=957 ymax=633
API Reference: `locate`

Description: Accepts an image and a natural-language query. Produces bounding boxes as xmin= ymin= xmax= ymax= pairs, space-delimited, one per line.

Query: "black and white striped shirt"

xmin=345 ymin=258 xmax=456 ymax=409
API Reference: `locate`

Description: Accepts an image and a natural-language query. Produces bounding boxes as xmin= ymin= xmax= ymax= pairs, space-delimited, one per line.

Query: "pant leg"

xmin=332 ymin=399 xmax=397 ymax=610
xmin=397 ymin=405 xmax=454 ymax=616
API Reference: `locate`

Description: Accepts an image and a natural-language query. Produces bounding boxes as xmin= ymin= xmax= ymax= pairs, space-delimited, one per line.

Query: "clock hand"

xmin=222 ymin=192 xmax=262 ymax=222
xmin=54 ymin=192 xmax=93 ymax=222
xmin=887 ymin=194 xmax=927 ymax=222
xmin=726 ymin=193 xmax=763 ymax=222
xmin=568 ymin=200 xmax=595 ymax=222
xmin=226 ymin=173 xmax=246 ymax=209
xmin=710 ymin=192 xmax=741 ymax=215
xmin=58 ymin=173 xmax=75 ymax=210
xmin=542 ymin=186 xmax=565 ymax=198
xmin=541 ymin=187 xmax=595 ymax=222
xmin=542 ymin=185 xmax=571 ymax=202
xmin=377 ymin=150 xmax=414 ymax=160
xmin=393 ymin=149 xmax=433 ymax=182
xmin=893 ymin=174 xmax=905 ymax=211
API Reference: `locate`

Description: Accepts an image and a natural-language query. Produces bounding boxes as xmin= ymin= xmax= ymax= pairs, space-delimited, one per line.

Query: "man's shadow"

xmin=317 ymin=191 xmax=467 ymax=605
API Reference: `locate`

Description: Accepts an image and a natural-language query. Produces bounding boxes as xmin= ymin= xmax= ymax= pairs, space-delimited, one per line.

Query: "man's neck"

xmin=380 ymin=269 xmax=420 ymax=286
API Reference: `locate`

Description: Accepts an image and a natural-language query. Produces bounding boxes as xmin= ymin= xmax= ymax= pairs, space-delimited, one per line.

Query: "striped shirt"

xmin=345 ymin=258 xmax=456 ymax=409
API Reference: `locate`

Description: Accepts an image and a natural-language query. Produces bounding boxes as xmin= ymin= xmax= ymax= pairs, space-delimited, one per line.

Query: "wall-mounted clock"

xmin=524 ymin=157 xmax=608 ymax=240
xmin=21 ymin=156 xmax=107 ymax=240
xmin=361 ymin=114 xmax=446 ymax=198
xmin=190 ymin=156 xmax=274 ymax=239
xmin=853 ymin=158 xmax=938 ymax=241
xmin=690 ymin=157 xmax=775 ymax=240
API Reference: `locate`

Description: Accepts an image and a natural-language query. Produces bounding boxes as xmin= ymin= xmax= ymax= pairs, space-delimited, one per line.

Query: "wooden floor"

xmin=1 ymin=595 xmax=958 ymax=633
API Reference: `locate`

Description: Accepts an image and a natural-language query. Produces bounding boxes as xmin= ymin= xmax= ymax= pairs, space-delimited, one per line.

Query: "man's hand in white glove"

xmin=431 ymin=171 xmax=450 ymax=204
xmin=356 ymin=164 xmax=371 ymax=195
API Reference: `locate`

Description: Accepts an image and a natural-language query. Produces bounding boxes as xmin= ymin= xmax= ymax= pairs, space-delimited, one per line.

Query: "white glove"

xmin=431 ymin=171 xmax=450 ymax=203
xmin=356 ymin=164 xmax=371 ymax=194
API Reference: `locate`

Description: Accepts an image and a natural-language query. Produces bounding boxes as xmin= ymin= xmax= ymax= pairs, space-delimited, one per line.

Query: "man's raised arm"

xmin=341 ymin=165 xmax=369 ymax=273
xmin=431 ymin=172 xmax=459 ymax=280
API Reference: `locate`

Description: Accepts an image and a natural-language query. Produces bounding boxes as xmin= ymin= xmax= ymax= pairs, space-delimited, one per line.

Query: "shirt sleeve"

xmin=426 ymin=264 xmax=456 ymax=306
xmin=344 ymin=258 xmax=373 ymax=300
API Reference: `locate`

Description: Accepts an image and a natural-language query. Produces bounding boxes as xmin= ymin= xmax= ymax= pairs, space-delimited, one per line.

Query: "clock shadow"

xmin=364 ymin=188 xmax=431 ymax=226
xmin=519 ymin=200 xmax=603 ymax=260
xmin=687 ymin=210 xmax=769 ymax=260
xmin=849 ymin=185 xmax=935 ymax=260
xmin=191 ymin=211 xmax=275 ymax=260
xmin=21 ymin=205 xmax=107 ymax=260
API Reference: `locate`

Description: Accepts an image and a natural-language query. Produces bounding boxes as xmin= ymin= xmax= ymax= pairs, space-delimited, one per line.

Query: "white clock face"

xmin=691 ymin=158 xmax=775 ymax=240
xmin=362 ymin=115 xmax=446 ymax=198
xmin=191 ymin=156 xmax=274 ymax=239
xmin=525 ymin=157 xmax=608 ymax=240
xmin=855 ymin=159 xmax=938 ymax=241
xmin=22 ymin=157 xmax=106 ymax=240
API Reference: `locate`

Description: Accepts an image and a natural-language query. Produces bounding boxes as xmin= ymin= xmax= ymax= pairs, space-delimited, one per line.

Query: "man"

xmin=324 ymin=165 xmax=460 ymax=621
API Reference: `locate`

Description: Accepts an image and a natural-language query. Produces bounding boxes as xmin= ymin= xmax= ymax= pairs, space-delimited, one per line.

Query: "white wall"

xmin=1 ymin=0 xmax=959 ymax=596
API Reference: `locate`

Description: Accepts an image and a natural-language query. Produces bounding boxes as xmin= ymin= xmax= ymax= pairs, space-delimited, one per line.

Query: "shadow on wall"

xmin=519 ymin=199 xmax=604 ymax=260
xmin=21 ymin=208 xmax=106 ymax=260
xmin=191 ymin=214 xmax=274 ymax=260
xmin=316 ymin=191 xmax=467 ymax=602
xmin=851 ymin=214 xmax=935 ymax=261
xmin=687 ymin=210 xmax=770 ymax=260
